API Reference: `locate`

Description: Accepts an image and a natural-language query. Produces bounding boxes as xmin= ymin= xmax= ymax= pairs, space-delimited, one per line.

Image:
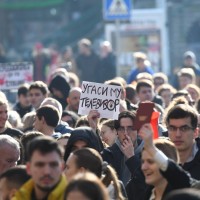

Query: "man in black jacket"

xmin=102 ymin=110 xmax=146 ymax=200
xmin=13 ymin=84 xmax=33 ymax=118
xmin=166 ymin=103 xmax=200 ymax=180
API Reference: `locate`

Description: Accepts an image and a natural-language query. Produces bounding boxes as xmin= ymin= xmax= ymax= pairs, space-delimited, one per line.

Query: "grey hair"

xmin=0 ymin=135 xmax=20 ymax=151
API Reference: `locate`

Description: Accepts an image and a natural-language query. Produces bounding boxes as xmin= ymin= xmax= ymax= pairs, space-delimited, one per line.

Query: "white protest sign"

xmin=78 ymin=81 xmax=122 ymax=120
xmin=0 ymin=62 xmax=33 ymax=90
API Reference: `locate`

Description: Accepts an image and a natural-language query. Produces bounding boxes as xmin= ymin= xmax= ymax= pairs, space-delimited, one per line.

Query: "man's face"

xmin=27 ymin=150 xmax=63 ymax=192
xmin=0 ymin=145 xmax=20 ymax=175
xmin=117 ymin=117 xmax=137 ymax=145
xmin=0 ymin=178 xmax=10 ymax=200
xmin=137 ymin=86 xmax=153 ymax=102
xmin=0 ymin=104 xmax=8 ymax=129
xmin=67 ymin=90 xmax=80 ymax=112
xmin=29 ymin=89 xmax=46 ymax=109
xmin=168 ymin=117 xmax=197 ymax=152
xmin=18 ymin=94 xmax=30 ymax=108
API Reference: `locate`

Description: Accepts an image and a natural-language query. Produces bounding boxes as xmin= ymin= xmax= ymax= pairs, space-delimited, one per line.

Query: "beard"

xmin=36 ymin=175 xmax=59 ymax=192
xmin=36 ymin=183 xmax=56 ymax=192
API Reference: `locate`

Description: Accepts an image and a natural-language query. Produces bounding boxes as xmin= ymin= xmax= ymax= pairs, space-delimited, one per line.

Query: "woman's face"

xmin=64 ymin=154 xmax=79 ymax=181
xmin=141 ymin=150 xmax=163 ymax=186
xmin=66 ymin=190 xmax=90 ymax=200
xmin=100 ymin=125 xmax=117 ymax=146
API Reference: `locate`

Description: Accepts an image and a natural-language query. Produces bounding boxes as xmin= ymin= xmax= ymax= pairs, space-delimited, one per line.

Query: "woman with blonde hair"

xmin=139 ymin=123 xmax=194 ymax=200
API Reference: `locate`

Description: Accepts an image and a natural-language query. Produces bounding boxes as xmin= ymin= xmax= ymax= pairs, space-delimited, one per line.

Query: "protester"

xmin=127 ymin=52 xmax=154 ymax=84
xmin=13 ymin=136 xmax=67 ymax=200
xmin=48 ymin=73 xmax=71 ymax=110
xmin=64 ymin=126 xmax=103 ymax=162
xmin=68 ymin=72 xmax=80 ymax=87
xmin=60 ymin=46 xmax=77 ymax=73
xmin=75 ymin=116 xmax=90 ymax=127
xmin=62 ymin=110 xmax=79 ymax=128
xmin=139 ymin=123 xmax=192 ymax=200
xmin=102 ymin=110 xmax=148 ymax=200
xmin=0 ymin=165 xmax=30 ymax=200
xmin=177 ymin=68 xmax=196 ymax=89
xmin=0 ymin=97 xmax=23 ymax=139
xmin=64 ymin=148 xmax=126 ymax=200
xmin=165 ymin=103 xmax=200 ymax=179
xmin=99 ymin=119 xmax=117 ymax=147
xmin=64 ymin=172 xmax=110 ymax=200
xmin=185 ymin=83 xmax=200 ymax=104
xmin=13 ymin=83 xmax=33 ymax=118
xmin=156 ymin=84 xmax=177 ymax=109
xmin=65 ymin=87 xmax=81 ymax=114
xmin=125 ymin=84 xmax=138 ymax=105
xmin=28 ymin=81 xmax=49 ymax=110
xmin=97 ymin=41 xmax=116 ymax=83
xmin=32 ymin=42 xmax=50 ymax=82
xmin=153 ymin=72 xmax=168 ymax=91
xmin=0 ymin=135 xmax=20 ymax=175
xmin=76 ymin=38 xmax=100 ymax=82
xmin=40 ymin=97 xmax=73 ymax=134
xmin=34 ymin=105 xmax=60 ymax=138
xmin=20 ymin=131 xmax=44 ymax=163
xmin=136 ymin=79 xmax=163 ymax=106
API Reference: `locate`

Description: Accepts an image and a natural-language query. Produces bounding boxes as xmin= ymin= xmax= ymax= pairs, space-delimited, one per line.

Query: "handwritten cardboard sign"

xmin=78 ymin=81 xmax=122 ymax=120
xmin=0 ymin=62 xmax=33 ymax=90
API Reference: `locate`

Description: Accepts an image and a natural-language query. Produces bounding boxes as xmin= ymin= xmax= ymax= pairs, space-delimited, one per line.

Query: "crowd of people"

xmin=0 ymin=38 xmax=200 ymax=200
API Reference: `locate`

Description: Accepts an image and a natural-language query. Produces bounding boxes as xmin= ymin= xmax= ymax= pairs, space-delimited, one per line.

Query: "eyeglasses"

xmin=117 ymin=126 xmax=135 ymax=134
xmin=167 ymin=125 xmax=194 ymax=133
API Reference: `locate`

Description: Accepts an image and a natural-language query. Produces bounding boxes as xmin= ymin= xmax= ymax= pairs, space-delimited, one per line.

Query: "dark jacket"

xmin=181 ymin=137 xmax=200 ymax=180
xmin=102 ymin=138 xmax=146 ymax=200
xmin=76 ymin=51 xmax=100 ymax=82
xmin=97 ymin=52 xmax=116 ymax=83
xmin=64 ymin=126 xmax=103 ymax=161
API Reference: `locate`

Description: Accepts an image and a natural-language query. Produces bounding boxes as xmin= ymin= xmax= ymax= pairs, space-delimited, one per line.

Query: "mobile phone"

xmin=133 ymin=101 xmax=154 ymax=131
